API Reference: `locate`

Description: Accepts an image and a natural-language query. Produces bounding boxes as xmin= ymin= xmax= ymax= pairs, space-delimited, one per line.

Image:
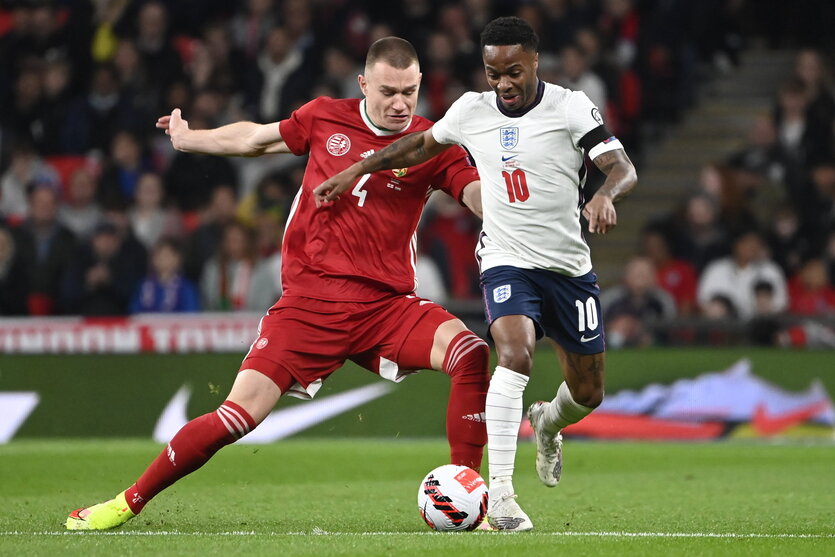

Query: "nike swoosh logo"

xmin=501 ymin=155 xmax=517 ymax=161
xmin=580 ymin=334 xmax=600 ymax=343
xmin=153 ymin=383 xmax=394 ymax=444
xmin=751 ymin=401 xmax=830 ymax=436
xmin=0 ymin=392 xmax=40 ymax=442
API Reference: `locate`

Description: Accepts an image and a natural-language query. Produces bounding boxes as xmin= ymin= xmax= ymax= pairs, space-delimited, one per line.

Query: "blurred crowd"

xmin=602 ymin=47 xmax=835 ymax=348
xmin=0 ymin=0 xmax=831 ymax=339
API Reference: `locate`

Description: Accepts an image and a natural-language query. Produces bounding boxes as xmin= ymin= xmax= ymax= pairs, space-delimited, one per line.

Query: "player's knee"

xmin=444 ymin=332 xmax=490 ymax=385
xmin=496 ymin=345 xmax=533 ymax=375
xmin=573 ymin=384 xmax=604 ymax=408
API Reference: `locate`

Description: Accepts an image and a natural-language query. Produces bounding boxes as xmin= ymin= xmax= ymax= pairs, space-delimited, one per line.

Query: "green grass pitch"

xmin=1 ymin=439 xmax=834 ymax=556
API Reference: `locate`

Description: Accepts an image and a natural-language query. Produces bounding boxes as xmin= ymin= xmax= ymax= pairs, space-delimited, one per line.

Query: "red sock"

xmin=442 ymin=331 xmax=489 ymax=473
xmin=124 ymin=400 xmax=255 ymax=514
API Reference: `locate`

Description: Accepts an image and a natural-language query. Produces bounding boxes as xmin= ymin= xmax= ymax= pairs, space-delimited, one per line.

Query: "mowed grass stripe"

xmin=4 ymin=530 xmax=835 ymax=539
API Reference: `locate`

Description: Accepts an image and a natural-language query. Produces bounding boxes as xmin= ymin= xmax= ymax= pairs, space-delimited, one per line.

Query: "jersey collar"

xmin=495 ymin=79 xmax=545 ymax=118
xmin=359 ymin=99 xmax=412 ymax=136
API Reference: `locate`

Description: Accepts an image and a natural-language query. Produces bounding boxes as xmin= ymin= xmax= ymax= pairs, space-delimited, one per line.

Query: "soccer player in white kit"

xmin=316 ymin=17 xmax=638 ymax=531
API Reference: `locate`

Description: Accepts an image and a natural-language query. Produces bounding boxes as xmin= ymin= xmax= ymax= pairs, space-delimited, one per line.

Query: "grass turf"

xmin=1 ymin=439 xmax=833 ymax=556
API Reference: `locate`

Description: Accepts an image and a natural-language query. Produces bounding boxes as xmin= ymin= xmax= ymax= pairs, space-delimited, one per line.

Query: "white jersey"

xmin=432 ymin=81 xmax=623 ymax=276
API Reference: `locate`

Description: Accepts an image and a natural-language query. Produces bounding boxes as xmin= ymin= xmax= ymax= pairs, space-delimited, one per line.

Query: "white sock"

xmin=486 ymin=366 xmax=529 ymax=489
xmin=542 ymin=381 xmax=595 ymax=434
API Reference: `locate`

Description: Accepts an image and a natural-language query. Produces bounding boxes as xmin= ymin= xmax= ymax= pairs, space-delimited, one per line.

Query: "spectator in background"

xmin=250 ymin=26 xmax=307 ymax=121
xmin=128 ymin=172 xmax=183 ymax=251
xmin=788 ymin=258 xmax=835 ymax=316
xmin=0 ymin=225 xmax=29 ymax=315
xmin=61 ymin=221 xmax=145 ymax=316
xmin=128 ymin=1 xmax=184 ymax=102
xmin=183 ymin=184 xmax=238 ymax=282
xmin=61 ymin=63 xmax=143 ymax=154
xmin=1 ymin=141 xmax=59 ymax=220
xmin=640 ymin=225 xmax=697 ymax=316
xmin=697 ymin=229 xmax=788 ymax=321
xmin=726 ymin=114 xmax=791 ymax=190
xmin=792 ymin=49 xmax=835 ymax=163
xmin=670 ymin=192 xmax=728 ymax=272
xmin=764 ymin=205 xmax=812 ymax=277
xmin=130 ymin=238 xmax=200 ymax=313
xmin=13 ymin=183 xmax=76 ymax=315
xmin=98 ymin=130 xmax=151 ymax=207
xmin=600 ymin=256 xmax=676 ymax=348
xmin=199 ymin=220 xmax=260 ymax=311
xmin=5 ymin=66 xmax=44 ymax=149
xmin=39 ymin=57 xmax=75 ymax=155
xmin=558 ymin=43 xmax=606 ymax=119
xmin=419 ymin=192 xmax=481 ymax=300
xmin=59 ymin=166 xmax=104 ymax=241
xmin=803 ymin=161 xmax=835 ymax=243
xmin=164 ymin=117 xmax=238 ymax=212
xmin=773 ymin=78 xmax=826 ymax=203
xmin=231 ymin=0 xmax=278 ymax=61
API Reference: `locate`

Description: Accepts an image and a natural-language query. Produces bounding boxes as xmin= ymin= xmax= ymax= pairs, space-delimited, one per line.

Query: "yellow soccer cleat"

xmin=66 ymin=491 xmax=136 ymax=531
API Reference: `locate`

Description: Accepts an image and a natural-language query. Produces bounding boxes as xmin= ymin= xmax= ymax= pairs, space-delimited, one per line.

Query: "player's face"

xmin=359 ymin=62 xmax=421 ymax=132
xmin=482 ymin=45 xmax=539 ymax=111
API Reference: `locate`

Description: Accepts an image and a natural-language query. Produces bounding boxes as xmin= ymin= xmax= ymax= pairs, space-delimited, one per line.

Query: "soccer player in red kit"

xmin=66 ymin=37 xmax=489 ymax=530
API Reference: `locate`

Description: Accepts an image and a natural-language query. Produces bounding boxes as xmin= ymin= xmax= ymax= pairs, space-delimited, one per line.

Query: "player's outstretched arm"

xmin=156 ymin=108 xmax=291 ymax=157
xmin=582 ymin=149 xmax=637 ymax=234
xmin=313 ymin=128 xmax=451 ymax=206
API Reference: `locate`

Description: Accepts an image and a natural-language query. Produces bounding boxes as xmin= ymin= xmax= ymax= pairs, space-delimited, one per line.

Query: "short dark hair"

xmin=365 ymin=37 xmax=419 ymax=71
xmin=480 ymin=16 xmax=539 ymax=52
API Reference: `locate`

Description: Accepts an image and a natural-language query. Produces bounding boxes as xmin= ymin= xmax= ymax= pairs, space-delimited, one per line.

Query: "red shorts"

xmin=240 ymin=294 xmax=457 ymax=398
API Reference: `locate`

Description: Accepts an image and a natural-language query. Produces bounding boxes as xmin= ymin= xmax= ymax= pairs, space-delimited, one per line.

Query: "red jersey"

xmin=278 ymin=97 xmax=479 ymax=302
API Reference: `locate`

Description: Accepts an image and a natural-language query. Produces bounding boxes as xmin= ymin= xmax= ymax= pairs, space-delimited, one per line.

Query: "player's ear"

xmin=358 ymin=74 xmax=367 ymax=95
xmin=533 ymin=52 xmax=539 ymax=73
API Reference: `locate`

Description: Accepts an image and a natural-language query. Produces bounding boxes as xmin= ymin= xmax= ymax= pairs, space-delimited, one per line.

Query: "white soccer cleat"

xmin=487 ymin=492 xmax=533 ymax=531
xmin=527 ymin=401 xmax=563 ymax=487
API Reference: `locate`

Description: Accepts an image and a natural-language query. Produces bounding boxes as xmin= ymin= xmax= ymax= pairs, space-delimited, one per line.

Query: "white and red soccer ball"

xmin=417 ymin=464 xmax=488 ymax=531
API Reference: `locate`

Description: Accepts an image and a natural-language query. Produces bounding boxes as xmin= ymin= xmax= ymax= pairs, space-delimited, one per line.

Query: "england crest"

xmin=499 ymin=127 xmax=518 ymax=150
xmin=493 ymin=284 xmax=512 ymax=303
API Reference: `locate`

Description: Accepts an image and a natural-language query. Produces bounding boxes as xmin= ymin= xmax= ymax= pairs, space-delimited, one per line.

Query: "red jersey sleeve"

xmin=428 ymin=144 xmax=480 ymax=203
xmin=278 ymin=97 xmax=326 ymax=156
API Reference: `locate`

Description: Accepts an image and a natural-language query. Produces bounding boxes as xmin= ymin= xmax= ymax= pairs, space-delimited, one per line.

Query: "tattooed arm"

xmin=313 ymin=128 xmax=452 ymax=206
xmin=582 ymin=149 xmax=638 ymax=234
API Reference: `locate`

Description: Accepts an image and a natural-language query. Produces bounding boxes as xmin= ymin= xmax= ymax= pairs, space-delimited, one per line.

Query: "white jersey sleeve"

xmin=564 ymin=90 xmax=624 ymax=159
xmin=431 ymin=92 xmax=479 ymax=145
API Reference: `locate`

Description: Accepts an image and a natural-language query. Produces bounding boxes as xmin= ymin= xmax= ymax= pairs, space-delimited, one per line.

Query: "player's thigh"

xmin=352 ymin=296 xmax=460 ymax=376
xmin=481 ymin=266 xmax=545 ymax=371
xmin=542 ymin=270 xmax=605 ymax=355
xmin=240 ymin=298 xmax=351 ymax=399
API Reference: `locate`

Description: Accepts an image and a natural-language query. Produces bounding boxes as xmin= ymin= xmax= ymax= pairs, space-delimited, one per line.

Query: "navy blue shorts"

xmin=480 ymin=265 xmax=605 ymax=354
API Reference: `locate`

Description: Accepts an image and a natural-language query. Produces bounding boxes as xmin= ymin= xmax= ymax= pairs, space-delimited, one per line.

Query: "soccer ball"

xmin=417 ymin=464 xmax=488 ymax=531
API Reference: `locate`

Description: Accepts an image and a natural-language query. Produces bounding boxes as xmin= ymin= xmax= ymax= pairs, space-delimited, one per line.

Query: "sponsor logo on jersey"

xmin=591 ymin=107 xmax=604 ymax=125
xmin=326 ymin=133 xmax=351 ymax=156
xmin=392 ymin=168 xmax=408 ymax=177
xmin=360 ymin=149 xmax=375 ymax=158
xmin=499 ymin=127 xmax=518 ymax=149
xmin=493 ymin=284 xmax=512 ymax=303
